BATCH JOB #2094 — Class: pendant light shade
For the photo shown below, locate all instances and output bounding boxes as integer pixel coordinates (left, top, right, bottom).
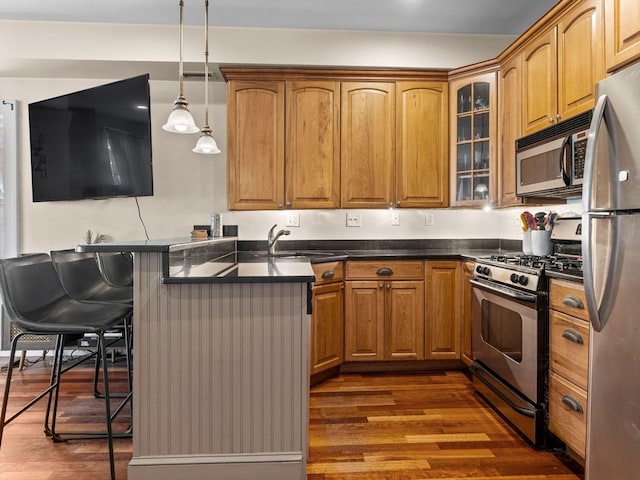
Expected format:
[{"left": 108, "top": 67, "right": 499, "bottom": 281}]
[
  {"left": 193, "top": 0, "right": 221, "bottom": 154},
  {"left": 193, "top": 125, "right": 221, "bottom": 154},
  {"left": 163, "top": 0, "right": 199, "bottom": 134}
]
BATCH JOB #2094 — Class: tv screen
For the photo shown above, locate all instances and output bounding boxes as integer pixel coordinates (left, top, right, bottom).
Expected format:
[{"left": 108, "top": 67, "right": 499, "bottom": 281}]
[{"left": 29, "top": 74, "right": 153, "bottom": 202}]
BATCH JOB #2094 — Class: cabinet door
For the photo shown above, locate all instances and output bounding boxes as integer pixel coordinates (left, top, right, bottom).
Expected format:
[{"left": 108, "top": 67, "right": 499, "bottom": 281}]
[
  {"left": 499, "top": 55, "right": 523, "bottom": 207},
  {"left": 311, "top": 282, "right": 344, "bottom": 374},
  {"left": 341, "top": 82, "right": 395, "bottom": 208},
  {"left": 385, "top": 281, "right": 425, "bottom": 360},
  {"left": 449, "top": 73, "right": 497, "bottom": 207},
  {"left": 344, "top": 281, "right": 385, "bottom": 361},
  {"left": 460, "top": 261, "right": 474, "bottom": 366},
  {"left": 227, "top": 80, "right": 285, "bottom": 210},
  {"left": 604, "top": 0, "right": 640, "bottom": 71},
  {"left": 286, "top": 81, "right": 341, "bottom": 209},
  {"left": 557, "top": 0, "right": 604, "bottom": 121},
  {"left": 396, "top": 82, "right": 448, "bottom": 208},
  {"left": 522, "top": 27, "right": 558, "bottom": 135},
  {"left": 425, "top": 261, "right": 461, "bottom": 360}
]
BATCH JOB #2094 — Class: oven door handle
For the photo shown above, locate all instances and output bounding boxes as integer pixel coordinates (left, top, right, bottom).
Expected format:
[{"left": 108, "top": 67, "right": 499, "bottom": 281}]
[{"left": 470, "top": 278, "right": 538, "bottom": 303}]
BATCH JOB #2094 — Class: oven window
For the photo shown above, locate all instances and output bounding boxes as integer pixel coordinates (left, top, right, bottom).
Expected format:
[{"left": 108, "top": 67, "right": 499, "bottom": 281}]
[{"left": 481, "top": 299, "right": 523, "bottom": 362}]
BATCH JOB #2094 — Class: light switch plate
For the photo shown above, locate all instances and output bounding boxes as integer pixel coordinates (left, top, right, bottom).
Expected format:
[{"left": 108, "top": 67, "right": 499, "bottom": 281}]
[
  {"left": 425, "top": 213, "right": 435, "bottom": 226},
  {"left": 285, "top": 212, "right": 300, "bottom": 227},
  {"left": 391, "top": 211, "right": 400, "bottom": 226},
  {"left": 346, "top": 211, "right": 361, "bottom": 227}
]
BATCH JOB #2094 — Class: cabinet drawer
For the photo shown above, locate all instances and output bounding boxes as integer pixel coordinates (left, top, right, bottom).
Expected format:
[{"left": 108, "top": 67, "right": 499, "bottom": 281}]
[
  {"left": 549, "top": 278, "right": 588, "bottom": 321},
  {"left": 549, "top": 371, "right": 587, "bottom": 458},
  {"left": 550, "top": 310, "right": 589, "bottom": 390},
  {"left": 346, "top": 260, "right": 424, "bottom": 280},
  {"left": 312, "top": 261, "right": 344, "bottom": 285}
]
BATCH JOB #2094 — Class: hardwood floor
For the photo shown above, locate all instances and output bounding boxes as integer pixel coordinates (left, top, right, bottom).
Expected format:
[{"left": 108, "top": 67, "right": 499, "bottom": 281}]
[{"left": 0, "top": 359, "right": 583, "bottom": 479}]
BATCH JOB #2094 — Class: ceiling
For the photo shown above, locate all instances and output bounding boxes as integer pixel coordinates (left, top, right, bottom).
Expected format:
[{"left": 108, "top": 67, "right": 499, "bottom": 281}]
[{"left": 1, "top": 0, "right": 560, "bottom": 36}]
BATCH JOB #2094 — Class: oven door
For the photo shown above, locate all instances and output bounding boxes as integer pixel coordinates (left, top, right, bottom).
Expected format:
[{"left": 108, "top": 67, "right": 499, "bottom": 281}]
[{"left": 470, "top": 277, "right": 543, "bottom": 404}]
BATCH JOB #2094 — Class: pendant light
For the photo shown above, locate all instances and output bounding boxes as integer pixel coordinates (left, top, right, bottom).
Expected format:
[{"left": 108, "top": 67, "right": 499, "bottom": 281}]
[
  {"left": 163, "top": 0, "right": 199, "bottom": 134},
  {"left": 193, "top": 0, "right": 221, "bottom": 154}
]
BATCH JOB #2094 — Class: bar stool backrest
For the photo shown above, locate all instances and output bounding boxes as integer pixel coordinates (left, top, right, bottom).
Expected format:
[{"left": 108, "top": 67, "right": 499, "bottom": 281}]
[
  {"left": 96, "top": 252, "right": 133, "bottom": 287},
  {"left": 0, "top": 253, "right": 67, "bottom": 331}
]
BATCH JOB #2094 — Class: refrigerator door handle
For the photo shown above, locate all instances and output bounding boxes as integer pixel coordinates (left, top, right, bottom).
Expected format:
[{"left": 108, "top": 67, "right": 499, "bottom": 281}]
[
  {"left": 582, "top": 213, "right": 618, "bottom": 332},
  {"left": 582, "top": 94, "right": 608, "bottom": 214}
]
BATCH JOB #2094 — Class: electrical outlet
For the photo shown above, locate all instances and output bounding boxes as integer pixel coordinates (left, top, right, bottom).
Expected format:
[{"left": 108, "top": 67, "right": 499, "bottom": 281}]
[
  {"left": 285, "top": 212, "right": 300, "bottom": 227},
  {"left": 391, "top": 211, "right": 400, "bottom": 226},
  {"left": 425, "top": 213, "right": 435, "bottom": 226},
  {"left": 346, "top": 211, "right": 361, "bottom": 227}
]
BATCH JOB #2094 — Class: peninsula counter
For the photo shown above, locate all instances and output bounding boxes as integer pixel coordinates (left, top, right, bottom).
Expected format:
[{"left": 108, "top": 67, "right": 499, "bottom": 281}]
[{"left": 78, "top": 237, "right": 314, "bottom": 480}]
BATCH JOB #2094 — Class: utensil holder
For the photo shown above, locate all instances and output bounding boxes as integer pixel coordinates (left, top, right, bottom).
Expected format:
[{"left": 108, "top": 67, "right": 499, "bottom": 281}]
[{"left": 531, "top": 230, "right": 552, "bottom": 256}]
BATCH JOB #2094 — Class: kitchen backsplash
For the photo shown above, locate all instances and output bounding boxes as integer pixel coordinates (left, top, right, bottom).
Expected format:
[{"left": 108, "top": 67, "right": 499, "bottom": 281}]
[{"left": 218, "top": 203, "right": 581, "bottom": 242}]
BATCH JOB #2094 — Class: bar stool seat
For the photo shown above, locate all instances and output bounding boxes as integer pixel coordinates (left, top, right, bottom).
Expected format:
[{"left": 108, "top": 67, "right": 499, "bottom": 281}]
[{"left": 0, "top": 253, "right": 132, "bottom": 480}]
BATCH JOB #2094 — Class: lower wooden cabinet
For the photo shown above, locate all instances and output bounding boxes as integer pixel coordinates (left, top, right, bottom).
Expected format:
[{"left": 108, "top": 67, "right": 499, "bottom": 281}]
[
  {"left": 460, "top": 260, "right": 475, "bottom": 365},
  {"left": 425, "top": 261, "right": 462, "bottom": 360},
  {"left": 310, "top": 262, "right": 344, "bottom": 375},
  {"left": 548, "top": 278, "right": 589, "bottom": 459},
  {"left": 344, "top": 261, "right": 424, "bottom": 361}
]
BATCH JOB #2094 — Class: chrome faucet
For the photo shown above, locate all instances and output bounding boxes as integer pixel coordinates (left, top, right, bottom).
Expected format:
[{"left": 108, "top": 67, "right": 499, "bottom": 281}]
[{"left": 267, "top": 224, "right": 291, "bottom": 255}]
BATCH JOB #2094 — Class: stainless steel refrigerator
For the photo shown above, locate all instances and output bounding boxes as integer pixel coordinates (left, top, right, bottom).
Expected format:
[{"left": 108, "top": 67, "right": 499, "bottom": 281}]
[{"left": 583, "top": 61, "right": 640, "bottom": 480}]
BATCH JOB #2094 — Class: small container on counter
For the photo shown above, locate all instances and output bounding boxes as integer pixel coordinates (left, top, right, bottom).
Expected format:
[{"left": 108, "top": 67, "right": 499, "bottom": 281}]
[{"left": 210, "top": 213, "right": 222, "bottom": 237}]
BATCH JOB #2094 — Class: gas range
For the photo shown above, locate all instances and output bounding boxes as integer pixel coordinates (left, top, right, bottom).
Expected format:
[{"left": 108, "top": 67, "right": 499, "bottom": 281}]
[
  {"left": 474, "top": 217, "right": 584, "bottom": 292},
  {"left": 474, "top": 253, "right": 582, "bottom": 292}
]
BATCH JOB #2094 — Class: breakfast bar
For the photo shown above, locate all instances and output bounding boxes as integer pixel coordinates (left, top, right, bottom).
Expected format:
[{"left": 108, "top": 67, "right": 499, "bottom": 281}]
[{"left": 78, "top": 237, "right": 315, "bottom": 480}]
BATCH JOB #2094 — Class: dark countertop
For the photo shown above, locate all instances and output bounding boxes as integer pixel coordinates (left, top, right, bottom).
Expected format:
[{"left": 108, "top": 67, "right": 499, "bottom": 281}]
[{"left": 77, "top": 237, "right": 519, "bottom": 284}]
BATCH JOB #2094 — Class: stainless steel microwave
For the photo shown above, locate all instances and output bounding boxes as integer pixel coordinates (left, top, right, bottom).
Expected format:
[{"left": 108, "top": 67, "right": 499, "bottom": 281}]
[{"left": 515, "top": 110, "right": 592, "bottom": 198}]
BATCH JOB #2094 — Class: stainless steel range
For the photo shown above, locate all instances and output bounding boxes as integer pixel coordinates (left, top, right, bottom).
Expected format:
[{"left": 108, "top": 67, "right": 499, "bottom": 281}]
[{"left": 470, "top": 217, "right": 582, "bottom": 447}]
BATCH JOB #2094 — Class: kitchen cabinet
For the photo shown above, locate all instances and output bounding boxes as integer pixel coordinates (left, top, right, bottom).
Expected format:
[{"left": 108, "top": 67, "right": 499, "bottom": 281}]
[
  {"left": 449, "top": 72, "right": 497, "bottom": 206},
  {"left": 425, "top": 261, "right": 461, "bottom": 360},
  {"left": 396, "top": 81, "right": 449, "bottom": 207},
  {"left": 227, "top": 80, "right": 285, "bottom": 210},
  {"left": 460, "top": 260, "right": 474, "bottom": 366},
  {"left": 227, "top": 79, "right": 340, "bottom": 210},
  {"left": 548, "top": 278, "right": 589, "bottom": 460},
  {"left": 498, "top": 54, "right": 523, "bottom": 207},
  {"left": 604, "top": 0, "right": 640, "bottom": 71},
  {"left": 310, "top": 261, "right": 344, "bottom": 375},
  {"left": 341, "top": 82, "right": 396, "bottom": 208},
  {"left": 522, "top": 0, "right": 603, "bottom": 135},
  {"left": 344, "top": 260, "right": 424, "bottom": 361},
  {"left": 286, "top": 81, "right": 341, "bottom": 209},
  {"left": 225, "top": 69, "right": 449, "bottom": 211}
]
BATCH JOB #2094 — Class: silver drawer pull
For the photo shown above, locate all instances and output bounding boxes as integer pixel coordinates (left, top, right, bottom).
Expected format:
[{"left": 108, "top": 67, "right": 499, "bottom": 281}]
[
  {"left": 562, "top": 295, "right": 584, "bottom": 309},
  {"left": 561, "top": 394, "right": 584, "bottom": 413},
  {"left": 376, "top": 267, "right": 393, "bottom": 276},
  {"left": 321, "top": 270, "right": 335, "bottom": 279},
  {"left": 562, "top": 328, "right": 584, "bottom": 345}
]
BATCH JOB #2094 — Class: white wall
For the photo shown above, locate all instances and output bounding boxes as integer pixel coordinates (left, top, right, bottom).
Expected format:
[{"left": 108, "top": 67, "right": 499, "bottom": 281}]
[{"left": 1, "top": 19, "right": 576, "bottom": 252}]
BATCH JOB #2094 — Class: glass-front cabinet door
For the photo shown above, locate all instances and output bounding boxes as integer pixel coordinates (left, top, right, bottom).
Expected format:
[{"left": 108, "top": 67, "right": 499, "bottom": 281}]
[{"left": 449, "top": 71, "right": 497, "bottom": 207}]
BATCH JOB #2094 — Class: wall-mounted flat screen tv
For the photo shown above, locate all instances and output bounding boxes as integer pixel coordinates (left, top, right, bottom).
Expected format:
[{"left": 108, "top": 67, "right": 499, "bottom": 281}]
[{"left": 29, "top": 74, "right": 153, "bottom": 202}]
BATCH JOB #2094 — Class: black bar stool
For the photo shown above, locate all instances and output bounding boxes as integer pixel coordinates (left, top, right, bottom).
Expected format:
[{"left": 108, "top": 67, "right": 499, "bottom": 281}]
[{"left": 0, "top": 253, "right": 132, "bottom": 480}]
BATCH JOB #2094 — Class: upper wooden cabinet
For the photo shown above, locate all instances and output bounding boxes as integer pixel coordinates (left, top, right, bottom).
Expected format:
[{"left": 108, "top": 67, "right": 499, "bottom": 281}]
[
  {"left": 498, "top": 54, "right": 523, "bottom": 207},
  {"left": 604, "top": 0, "right": 640, "bottom": 71},
  {"left": 227, "top": 80, "right": 285, "bottom": 210},
  {"left": 227, "top": 79, "right": 340, "bottom": 210},
  {"left": 286, "top": 80, "right": 340, "bottom": 209},
  {"left": 396, "top": 82, "right": 449, "bottom": 208},
  {"left": 449, "top": 71, "right": 497, "bottom": 206},
  {"left": 341, "top": 82, "right": 396, "bottom": 208},
  {"left": 224, "top": 68, "right": 449, "bottom": 210},
  {"left": 522, "top": 0, "right": 603, "bottom": 135}
]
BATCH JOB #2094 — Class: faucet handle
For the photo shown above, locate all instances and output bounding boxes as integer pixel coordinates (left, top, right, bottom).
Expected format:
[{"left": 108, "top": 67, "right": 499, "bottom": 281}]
[{"left": 268, "top": 224, "right": 278, "bottom": 237}]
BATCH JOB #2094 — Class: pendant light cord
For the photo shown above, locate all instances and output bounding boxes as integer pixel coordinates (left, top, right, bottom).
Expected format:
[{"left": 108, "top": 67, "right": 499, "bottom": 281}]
[
  {"left": 178, "top": 0, "right": 186, "bottom": 98},
  {"left": 203, "top": 0, "right": 209, "bottom": 128}
]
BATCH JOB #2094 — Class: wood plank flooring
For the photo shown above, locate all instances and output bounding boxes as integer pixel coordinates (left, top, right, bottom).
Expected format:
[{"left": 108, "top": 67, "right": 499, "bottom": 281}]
[{"left": 0, "top": 359, "right": 583, "bottom": 479}]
